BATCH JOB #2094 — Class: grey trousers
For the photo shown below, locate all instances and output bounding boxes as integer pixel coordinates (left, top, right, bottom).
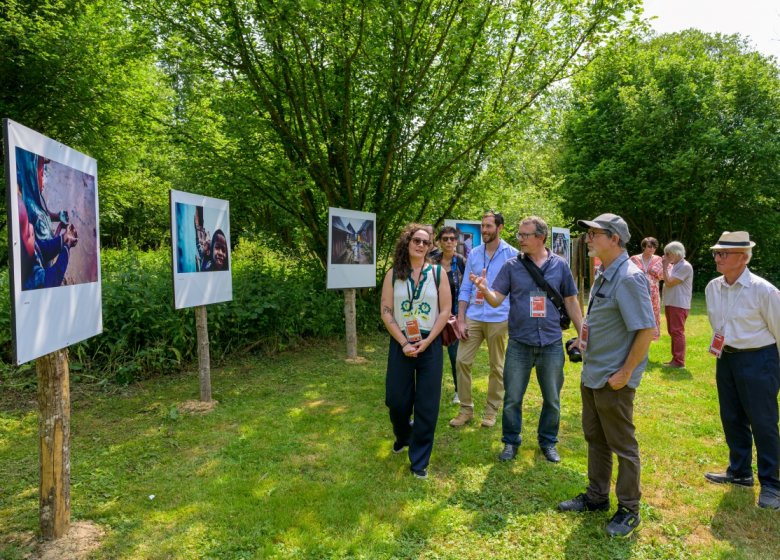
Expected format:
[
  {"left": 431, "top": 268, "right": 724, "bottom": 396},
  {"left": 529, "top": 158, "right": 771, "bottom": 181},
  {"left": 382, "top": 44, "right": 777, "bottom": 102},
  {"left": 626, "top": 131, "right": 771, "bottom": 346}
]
[{"left": 581, "top": 383, "right": 641, "bottom": 513}]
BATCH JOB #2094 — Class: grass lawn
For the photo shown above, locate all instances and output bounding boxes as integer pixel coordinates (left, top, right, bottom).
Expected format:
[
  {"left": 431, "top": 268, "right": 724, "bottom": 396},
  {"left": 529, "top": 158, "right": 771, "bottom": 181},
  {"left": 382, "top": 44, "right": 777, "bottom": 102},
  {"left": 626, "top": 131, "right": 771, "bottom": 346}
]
[{"left": 1, "top": 296, "right": 778, "bottom": 559}]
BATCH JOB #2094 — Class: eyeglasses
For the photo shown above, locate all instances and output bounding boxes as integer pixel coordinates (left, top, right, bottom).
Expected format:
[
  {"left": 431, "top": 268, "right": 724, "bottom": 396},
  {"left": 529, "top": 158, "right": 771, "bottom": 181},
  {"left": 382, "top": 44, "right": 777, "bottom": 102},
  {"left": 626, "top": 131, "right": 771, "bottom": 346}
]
[
  {"left": 440, "top": 235, "right": 457, "bottom": 242},
  {"left": 411, "top": 237, "right": 432, "bottom": 247},
  {"left": 586, "top": 230, "right": 611, "bottom": 240},
  {"left": 712, "top": 250, "right": 739, "bottom": 259},
  {"left": 516, "top": 232, "right": 537, "bottom": 240}
]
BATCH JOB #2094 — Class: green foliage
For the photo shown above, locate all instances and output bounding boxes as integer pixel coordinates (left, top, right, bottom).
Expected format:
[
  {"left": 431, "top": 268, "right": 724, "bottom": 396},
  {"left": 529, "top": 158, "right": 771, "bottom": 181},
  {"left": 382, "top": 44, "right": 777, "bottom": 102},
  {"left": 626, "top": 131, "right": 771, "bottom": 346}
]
[
  {"left": 2, "top": 300, "right": 779, "bottom": 558},
  {"left": 139, "top": 0, "right": 643, "bottom": 266},
  {"left": 0, "top": 0, "right": 178, "bottom": 250},
  {"left": 0, "top": 242, "right": 377, "bottom": 384},
  {"left": 557, "top": 30, "right": 780, "bottom": 285}
]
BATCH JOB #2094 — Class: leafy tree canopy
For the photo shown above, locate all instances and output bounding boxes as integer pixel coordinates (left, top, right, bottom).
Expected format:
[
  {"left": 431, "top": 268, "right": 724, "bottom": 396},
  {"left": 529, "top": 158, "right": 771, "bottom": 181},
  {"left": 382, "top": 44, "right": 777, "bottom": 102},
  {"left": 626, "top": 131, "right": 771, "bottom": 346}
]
[
  {"left": 139, "top": 0, "right": 643, "bottom": 265},
  {"left": 0, "top": 0, "right": 177, "bottom": 248},
  {"left": 557, "top": 30, "right": 780, "bottom": 282}
]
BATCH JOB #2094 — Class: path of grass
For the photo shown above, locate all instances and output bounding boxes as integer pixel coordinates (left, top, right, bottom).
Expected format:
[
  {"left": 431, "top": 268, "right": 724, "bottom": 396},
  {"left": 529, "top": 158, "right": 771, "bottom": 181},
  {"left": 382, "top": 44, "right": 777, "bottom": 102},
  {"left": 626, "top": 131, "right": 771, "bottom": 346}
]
[{"left": 1, "top": 297, "right": 778, "bottom": 559}]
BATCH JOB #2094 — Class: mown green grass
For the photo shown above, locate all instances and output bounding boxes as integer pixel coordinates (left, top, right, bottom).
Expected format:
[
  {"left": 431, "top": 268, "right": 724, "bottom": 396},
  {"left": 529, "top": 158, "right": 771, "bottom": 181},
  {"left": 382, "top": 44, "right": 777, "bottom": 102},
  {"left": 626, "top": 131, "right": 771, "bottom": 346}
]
[{"left": 1, "top": 296, "right": 778, "bottom": 559}]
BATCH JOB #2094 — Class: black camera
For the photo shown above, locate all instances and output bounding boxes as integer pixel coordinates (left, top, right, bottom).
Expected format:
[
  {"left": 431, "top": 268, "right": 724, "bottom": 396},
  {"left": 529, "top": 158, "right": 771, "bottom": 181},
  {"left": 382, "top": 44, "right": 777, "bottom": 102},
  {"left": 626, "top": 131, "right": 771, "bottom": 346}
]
[{"left": 565, "top": 338, "right": 582, "bottom": 363}]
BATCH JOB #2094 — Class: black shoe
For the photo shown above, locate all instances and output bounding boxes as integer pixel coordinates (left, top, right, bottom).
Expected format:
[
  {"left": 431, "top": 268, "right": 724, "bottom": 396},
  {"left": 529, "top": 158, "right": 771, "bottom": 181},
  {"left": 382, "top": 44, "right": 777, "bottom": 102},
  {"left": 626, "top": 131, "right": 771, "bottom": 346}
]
[
  {"left": 606, "top": 505, "right": 641, "bottom": 537},
  {"left": 498, "top": 443, "right": 518, "bottom": 462},
  {"left": 412, "top": 469, "right": 428, "bottom": 480},
  {"left": 558, "top": 492, "right": 609, "bottom": 512},
  {"left": 758, "top": 487, "right": 780, "bottom": 510},
  {"left": 541, "top": 445, "right": 561, "bottom": 463},
  {"left": 392, "top": 441, "right": 408, "bottom": 454},
  {"left": 704, "top": 471, "right": 755, "bottom": 487}
]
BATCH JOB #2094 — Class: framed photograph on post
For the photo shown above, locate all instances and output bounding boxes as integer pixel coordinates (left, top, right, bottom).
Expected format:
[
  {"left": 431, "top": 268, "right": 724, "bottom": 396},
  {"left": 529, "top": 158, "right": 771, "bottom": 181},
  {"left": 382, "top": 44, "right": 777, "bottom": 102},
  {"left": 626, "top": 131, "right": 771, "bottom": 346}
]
[
  {"left": 170, "top": 189, "right": 232, "bottom": 309},
  {"left": 3, "top": 119, "right": 102, "bottom": 364},
  {"left": 327, "top": 207, "right": 376, "bottom": 289},
  {"left": 551, "top": 227, "right": 571, "bottom": 267},
  {"left": 444, "top": 219, "right": 482, "bottom": 260}
]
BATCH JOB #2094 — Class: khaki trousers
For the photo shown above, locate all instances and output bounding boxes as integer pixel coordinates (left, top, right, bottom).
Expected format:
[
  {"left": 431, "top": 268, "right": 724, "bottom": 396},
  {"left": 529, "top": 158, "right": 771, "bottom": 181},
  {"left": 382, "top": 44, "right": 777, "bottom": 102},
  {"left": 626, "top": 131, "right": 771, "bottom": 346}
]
[{"left": 455, "top": 318, "right": 508, "bottom": 416}]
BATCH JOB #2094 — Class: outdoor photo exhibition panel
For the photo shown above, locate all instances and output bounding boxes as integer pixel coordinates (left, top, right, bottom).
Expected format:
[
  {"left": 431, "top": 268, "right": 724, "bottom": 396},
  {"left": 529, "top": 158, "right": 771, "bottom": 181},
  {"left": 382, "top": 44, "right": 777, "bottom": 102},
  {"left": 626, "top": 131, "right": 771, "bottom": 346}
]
[
  {"left": 3, "top": 119, "right": 102, "bottom": 364},
  {"left": 551, "top": 227, "right": 571, "bottom": 267},
  {"left": 327, "top": 207, "right": 377, "bottom": 289},
  {"left": 444, "top": 219, "right": 482, "bottom": 260},
  {"left": 170, "top": 189, "right": 232, "bottom": 309}
]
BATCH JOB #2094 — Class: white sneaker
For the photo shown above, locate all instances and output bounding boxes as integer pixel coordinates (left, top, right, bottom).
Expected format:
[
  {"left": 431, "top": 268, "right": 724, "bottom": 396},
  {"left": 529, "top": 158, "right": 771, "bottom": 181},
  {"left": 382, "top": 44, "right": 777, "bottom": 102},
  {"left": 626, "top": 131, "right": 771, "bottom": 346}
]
[{"left": 452, "top": 393, "right": 460, "bottom": 404}]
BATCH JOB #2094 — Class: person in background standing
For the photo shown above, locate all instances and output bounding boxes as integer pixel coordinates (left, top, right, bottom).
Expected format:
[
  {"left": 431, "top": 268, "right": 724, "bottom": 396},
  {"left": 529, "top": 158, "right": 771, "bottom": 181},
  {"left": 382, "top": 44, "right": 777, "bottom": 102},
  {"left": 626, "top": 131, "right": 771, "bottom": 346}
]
[
  {"left": 630, "top": 237, "right": 663, "bottom": 340},
  {"left": 431, "top": 226, "right": 466, "bottom": 404},
  {"left": 661, "top": 241, "right": 693, "bottom": 368}
]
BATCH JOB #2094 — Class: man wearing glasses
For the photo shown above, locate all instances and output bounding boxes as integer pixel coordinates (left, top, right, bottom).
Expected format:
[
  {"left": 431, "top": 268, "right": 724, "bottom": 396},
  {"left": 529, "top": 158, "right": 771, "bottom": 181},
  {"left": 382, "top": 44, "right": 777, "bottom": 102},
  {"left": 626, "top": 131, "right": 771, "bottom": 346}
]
[
  {"left": 470, "top": 216, "right": 583, "bottom": 463},
  {"left": 449, "top": 210, "right": 518, "bottom": 428},
  {"left": 558, "top": 213, "right": 655, "bottom": 538},
  {"left": 704, "top": 231, "right": 780, "bottom": 511}
]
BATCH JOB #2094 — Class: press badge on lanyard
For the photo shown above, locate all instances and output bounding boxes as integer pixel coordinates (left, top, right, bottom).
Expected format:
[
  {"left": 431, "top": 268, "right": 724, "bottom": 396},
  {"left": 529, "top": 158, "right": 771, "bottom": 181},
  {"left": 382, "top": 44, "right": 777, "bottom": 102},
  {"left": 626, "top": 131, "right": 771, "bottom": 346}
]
[
  {"left": 709, "top": 332, "right": 725, "bottom": 358},
  {"left": 405, "top": 319, "right": 422, "bottom": 343},
  {"left": 531, "top": 291, "right": 546, "bottom": 318},
  {"left": 580, "top": 322, "right": 589, "bottom": 351}
]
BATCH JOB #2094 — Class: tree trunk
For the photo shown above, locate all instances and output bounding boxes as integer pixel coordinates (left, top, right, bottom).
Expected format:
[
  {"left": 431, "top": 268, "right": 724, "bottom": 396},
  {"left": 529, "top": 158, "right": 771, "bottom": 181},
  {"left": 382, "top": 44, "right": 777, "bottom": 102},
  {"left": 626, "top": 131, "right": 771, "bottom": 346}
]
[
  {"left": 344, "top": 288, "right": 358, "bottom": 359},
  {"left": 195, "top": 305, "right": 211, "bottom": 402},
  {"left": 36, "top": 348, "right": 71, "bottom": 540}
]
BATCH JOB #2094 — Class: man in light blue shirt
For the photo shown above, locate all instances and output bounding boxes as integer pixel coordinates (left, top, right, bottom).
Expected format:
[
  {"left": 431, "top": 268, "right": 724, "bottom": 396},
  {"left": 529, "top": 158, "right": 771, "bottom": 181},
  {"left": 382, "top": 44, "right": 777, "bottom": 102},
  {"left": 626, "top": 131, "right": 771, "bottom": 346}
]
[{"left": 449, "top": 211, "right": 518, "bottom": 428}]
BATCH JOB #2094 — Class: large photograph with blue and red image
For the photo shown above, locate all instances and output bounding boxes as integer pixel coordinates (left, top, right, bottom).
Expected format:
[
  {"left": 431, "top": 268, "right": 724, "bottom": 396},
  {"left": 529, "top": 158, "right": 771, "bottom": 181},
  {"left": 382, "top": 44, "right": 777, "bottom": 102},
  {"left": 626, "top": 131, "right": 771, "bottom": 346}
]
[{"left": 16, "top": 146, "right": 99, "bottom": 291}]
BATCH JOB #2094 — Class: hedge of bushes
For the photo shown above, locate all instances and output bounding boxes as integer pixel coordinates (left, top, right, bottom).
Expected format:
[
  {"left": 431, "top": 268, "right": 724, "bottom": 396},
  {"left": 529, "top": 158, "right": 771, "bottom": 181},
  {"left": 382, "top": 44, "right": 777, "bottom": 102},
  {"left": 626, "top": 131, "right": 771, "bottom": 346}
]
[{"left": 0, "top": 241, "right": 378, "bottom": 385}]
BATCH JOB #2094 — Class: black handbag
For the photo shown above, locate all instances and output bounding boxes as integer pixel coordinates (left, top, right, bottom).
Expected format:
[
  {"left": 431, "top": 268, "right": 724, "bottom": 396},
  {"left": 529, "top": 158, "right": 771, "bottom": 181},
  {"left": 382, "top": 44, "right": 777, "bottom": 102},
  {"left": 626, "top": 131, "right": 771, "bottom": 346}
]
[{"left": 519, "top": 255, "right": 571, "bottom": 330}]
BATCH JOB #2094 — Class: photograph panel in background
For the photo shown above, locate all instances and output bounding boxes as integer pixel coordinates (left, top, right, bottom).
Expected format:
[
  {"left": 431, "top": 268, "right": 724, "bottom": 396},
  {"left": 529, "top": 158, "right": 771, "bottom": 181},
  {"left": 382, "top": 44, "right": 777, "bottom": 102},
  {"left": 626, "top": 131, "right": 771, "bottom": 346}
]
[
  {"left": 551, "top": 227, "right": 571, "bottom": 267},
  {"left": 170, "top": 190, "right": 232, "bottom": 309},
  {"left": 327, "top": 207, "right": 376, "bottom": 289},
  {"left": 444, "top": 219, "right": 482, "bottom": 261},
  {"left": 4, "top": 119, "right": 102, "bottom": 364}
]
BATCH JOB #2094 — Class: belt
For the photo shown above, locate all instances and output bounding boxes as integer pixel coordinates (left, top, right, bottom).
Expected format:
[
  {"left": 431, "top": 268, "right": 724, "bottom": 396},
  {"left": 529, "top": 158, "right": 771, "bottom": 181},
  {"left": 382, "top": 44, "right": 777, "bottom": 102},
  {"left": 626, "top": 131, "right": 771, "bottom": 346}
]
[{"left": 722, "top": 344, "right": 776, "bottom": 353}]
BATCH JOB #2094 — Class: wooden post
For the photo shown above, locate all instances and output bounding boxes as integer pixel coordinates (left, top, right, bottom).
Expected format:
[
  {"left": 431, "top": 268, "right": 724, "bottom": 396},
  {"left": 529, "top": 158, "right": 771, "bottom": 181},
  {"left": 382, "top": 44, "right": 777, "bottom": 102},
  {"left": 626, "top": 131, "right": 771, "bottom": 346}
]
[
  {"left": 36, "top": 348, "right": 71, "bottom": 539},
  {"left": 344, "top": 288, "right": 358, "bottom": 359},
  {"left": 195, "top": 305, "right": 212, "bottom": 402}
]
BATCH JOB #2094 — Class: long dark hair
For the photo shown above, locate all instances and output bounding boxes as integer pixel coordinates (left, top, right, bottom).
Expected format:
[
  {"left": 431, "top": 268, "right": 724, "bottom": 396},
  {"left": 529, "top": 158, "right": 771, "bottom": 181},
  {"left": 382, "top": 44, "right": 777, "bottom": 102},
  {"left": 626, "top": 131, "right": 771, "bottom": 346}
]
[{"left": 392, "top": 223, "right": 428, "bottom": 281}]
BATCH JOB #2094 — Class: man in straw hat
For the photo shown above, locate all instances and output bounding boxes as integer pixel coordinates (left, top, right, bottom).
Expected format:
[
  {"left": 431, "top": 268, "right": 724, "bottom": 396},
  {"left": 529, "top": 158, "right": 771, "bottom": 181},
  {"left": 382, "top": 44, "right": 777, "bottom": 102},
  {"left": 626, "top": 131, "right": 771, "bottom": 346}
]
[
  {"left": 704, "top": 231, "right": 780, "bottom": 510},
  {"left": 557, "top": 213, "right": 655, "bottom": 537}
]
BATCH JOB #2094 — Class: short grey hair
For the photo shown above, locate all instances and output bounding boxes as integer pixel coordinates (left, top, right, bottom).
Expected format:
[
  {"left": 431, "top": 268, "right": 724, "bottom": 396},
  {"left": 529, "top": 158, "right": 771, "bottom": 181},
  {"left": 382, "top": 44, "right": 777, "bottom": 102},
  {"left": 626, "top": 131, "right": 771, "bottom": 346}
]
[
  {"left": 664, "top": 241, "right": 686, "bottom": 258},
  {"left": 519, "top": 216, "right": 548, "bottom": 242}
]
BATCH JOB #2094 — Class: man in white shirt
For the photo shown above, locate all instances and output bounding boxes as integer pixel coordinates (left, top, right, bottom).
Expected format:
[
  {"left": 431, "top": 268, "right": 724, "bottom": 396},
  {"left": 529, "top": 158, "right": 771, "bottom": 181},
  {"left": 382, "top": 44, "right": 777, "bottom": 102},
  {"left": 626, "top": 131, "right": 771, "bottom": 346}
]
[{"left": 704, "top": 231, "right": 780, "bottom": 510}]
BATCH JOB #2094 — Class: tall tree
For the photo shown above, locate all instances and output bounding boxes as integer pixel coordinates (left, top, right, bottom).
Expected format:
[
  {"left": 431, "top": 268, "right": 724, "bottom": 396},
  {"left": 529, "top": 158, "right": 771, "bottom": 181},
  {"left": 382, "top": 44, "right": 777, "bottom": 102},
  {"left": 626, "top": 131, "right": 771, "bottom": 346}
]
[
  {"left": 557, "top": 30, "right": 780, "bottom": 281},
  {"left": 142, "top": 0, "right": 642, "bottom": 265}
]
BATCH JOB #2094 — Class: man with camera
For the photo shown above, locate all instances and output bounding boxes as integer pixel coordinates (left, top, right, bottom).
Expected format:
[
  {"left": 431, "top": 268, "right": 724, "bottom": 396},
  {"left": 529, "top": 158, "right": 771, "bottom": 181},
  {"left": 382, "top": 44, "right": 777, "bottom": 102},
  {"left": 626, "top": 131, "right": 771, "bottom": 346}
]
[
  {"left": 557, "top": 213, "right": 655, "bottom": 538},
  {"left": 470, "top": 216, "right": 583, "bottom": 463}
]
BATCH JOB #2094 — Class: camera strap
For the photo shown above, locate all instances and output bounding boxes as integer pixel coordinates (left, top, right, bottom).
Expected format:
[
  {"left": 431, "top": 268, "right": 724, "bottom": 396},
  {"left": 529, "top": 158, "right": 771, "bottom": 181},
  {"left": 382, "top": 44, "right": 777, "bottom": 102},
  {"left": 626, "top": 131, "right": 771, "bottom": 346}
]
[{"left": 519, "top": 254, "right": 566, "bottom": 313}]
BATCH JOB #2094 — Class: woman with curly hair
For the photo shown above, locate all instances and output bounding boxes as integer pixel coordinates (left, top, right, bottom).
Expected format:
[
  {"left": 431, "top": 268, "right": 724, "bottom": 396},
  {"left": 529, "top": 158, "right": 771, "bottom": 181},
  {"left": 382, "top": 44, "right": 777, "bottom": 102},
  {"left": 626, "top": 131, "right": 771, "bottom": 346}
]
[{"left": 381, "top": 223, "right": 451, "bottom": 479}]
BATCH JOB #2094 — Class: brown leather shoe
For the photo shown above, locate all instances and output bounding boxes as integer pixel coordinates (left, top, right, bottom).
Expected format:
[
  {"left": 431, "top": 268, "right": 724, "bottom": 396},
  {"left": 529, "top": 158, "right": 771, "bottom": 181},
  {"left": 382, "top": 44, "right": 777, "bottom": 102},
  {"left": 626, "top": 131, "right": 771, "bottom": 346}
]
[
  {"left": 481, "top": 414, "right": 497, "bottom": 428},
  {"left": 449, "top": 411, "right": 473, "bottom": 427}
]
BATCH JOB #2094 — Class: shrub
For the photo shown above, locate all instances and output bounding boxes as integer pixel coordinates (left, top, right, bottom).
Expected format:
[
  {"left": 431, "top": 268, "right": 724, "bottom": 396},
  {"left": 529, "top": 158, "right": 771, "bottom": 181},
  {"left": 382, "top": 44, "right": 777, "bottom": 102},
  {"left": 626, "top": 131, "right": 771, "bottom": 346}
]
[{"left": 0, "top": 241, "right": 378, "bottom": 384}]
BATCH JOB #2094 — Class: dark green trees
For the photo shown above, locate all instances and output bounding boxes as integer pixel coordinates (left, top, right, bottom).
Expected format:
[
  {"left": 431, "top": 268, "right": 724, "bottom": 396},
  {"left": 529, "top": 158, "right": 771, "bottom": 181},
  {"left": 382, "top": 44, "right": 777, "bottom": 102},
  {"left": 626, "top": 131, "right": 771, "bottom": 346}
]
[{"left": 558, "top": 30, "right": 780, "bottom": 280}]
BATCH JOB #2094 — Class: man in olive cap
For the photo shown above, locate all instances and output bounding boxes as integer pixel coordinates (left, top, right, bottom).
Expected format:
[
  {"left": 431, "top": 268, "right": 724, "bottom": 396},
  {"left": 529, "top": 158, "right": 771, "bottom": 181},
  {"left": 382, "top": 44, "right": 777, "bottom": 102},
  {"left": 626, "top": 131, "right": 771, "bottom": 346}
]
[
  {"left": 704, "top": 231, "right": 780, "bottom": 510},
  {"left": 558, "top": 213, "right": 655, "bottom": 538}
]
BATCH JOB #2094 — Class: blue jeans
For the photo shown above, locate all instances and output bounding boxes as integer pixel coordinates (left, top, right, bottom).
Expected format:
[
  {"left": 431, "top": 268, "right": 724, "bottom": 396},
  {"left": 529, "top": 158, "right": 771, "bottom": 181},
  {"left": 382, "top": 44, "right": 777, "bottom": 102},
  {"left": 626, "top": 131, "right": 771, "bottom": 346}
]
[{"left": 501, "top": 339, "right": 565, "bottom": 448}]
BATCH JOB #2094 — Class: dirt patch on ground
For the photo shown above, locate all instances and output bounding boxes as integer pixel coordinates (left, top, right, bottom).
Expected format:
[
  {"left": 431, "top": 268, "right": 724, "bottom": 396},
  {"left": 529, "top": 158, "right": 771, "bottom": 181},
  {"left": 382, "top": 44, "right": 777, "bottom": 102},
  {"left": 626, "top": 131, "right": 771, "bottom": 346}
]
[
  {"left": 345, "top": 356, "right": 368, "bottom": 364},
  {"left": 25, "top": 521, "right": 106, "bottom": 560},
  {"left": 178, "top": 399, "right": 218, "bottom": 414}
]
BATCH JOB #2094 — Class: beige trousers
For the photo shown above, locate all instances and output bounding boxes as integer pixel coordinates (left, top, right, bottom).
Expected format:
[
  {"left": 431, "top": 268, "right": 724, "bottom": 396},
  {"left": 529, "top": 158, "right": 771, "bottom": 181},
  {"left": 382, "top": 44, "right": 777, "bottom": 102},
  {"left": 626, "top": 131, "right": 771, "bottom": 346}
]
[{"left": 455, "top": 318, "right": 508, "bottom": 416}]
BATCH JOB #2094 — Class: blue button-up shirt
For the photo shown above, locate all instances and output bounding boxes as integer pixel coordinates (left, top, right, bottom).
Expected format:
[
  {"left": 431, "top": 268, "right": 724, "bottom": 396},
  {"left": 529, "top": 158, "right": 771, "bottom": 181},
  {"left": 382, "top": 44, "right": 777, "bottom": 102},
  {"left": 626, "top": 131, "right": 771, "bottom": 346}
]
[{"left": 458, "top": 239, "right": 518, "bottom": 323}]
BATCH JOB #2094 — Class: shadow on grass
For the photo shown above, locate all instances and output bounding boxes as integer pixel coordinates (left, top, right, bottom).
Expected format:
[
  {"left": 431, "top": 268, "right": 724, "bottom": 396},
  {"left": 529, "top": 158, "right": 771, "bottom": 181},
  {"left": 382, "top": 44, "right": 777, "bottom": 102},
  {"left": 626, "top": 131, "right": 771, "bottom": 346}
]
[{"left": 710, "top": 484, "right": 779, "bottom": 559}]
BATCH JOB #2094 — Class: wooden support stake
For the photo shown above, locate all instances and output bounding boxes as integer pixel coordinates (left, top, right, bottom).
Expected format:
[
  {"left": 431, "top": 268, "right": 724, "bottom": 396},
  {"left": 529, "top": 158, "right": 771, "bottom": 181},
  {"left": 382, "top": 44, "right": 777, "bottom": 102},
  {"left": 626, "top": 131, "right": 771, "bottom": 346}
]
[
  {"left": 195, "top": 305, "right": 212, "bottom": 402},
  {"left": 344, "top": 288, "right": 358, "bottom": 359},
  {"left": 36, "top": 348, "right": 71, "bottom": 540}
]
